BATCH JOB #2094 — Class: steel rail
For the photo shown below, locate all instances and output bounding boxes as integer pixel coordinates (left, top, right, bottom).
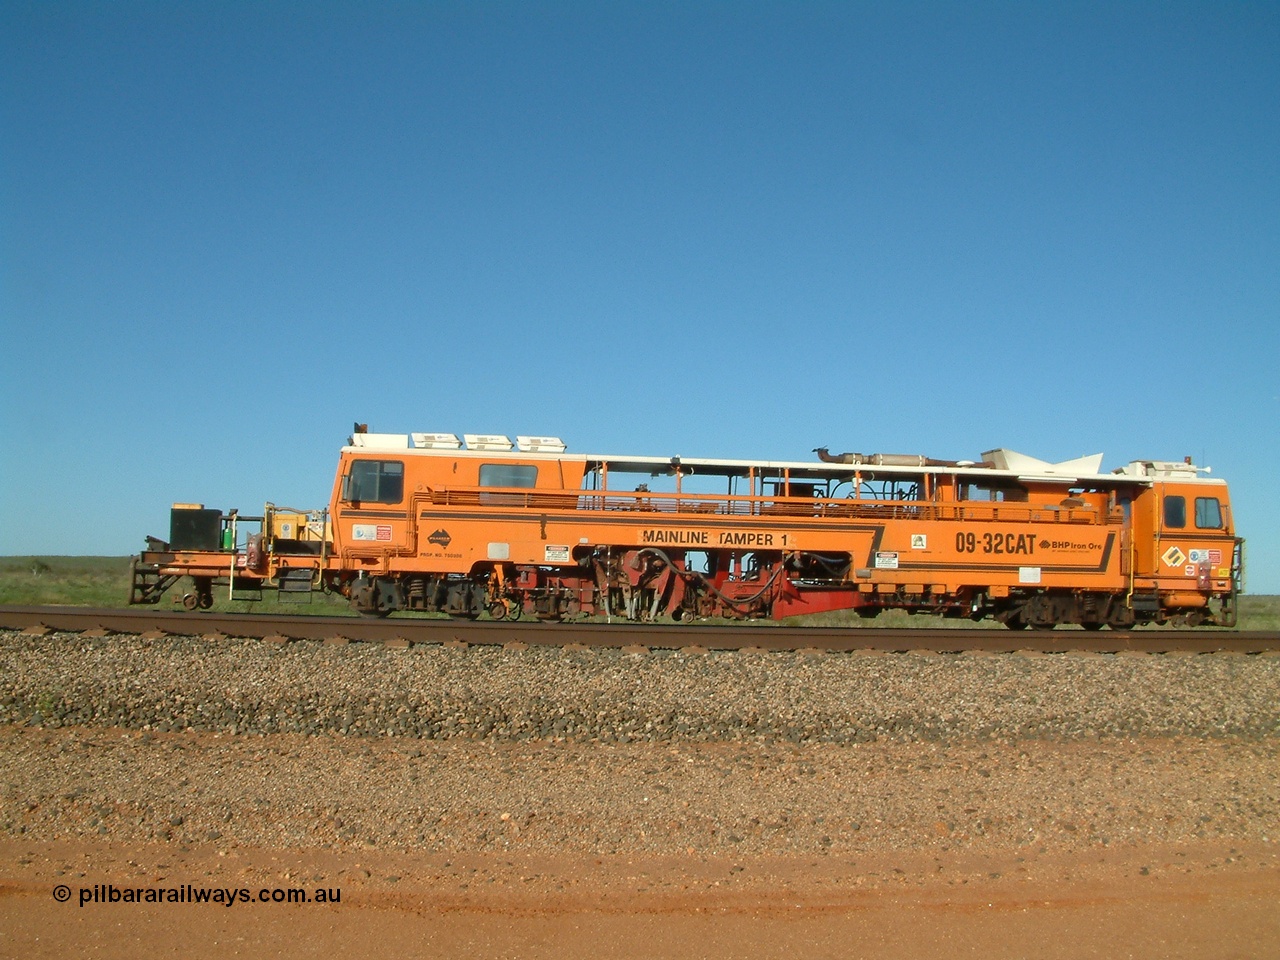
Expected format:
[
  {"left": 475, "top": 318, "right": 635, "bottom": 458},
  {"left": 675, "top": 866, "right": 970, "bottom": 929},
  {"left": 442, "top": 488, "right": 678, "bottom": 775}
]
[{"left": 0, "top": 605, "right": 1275, "bottom": 654}]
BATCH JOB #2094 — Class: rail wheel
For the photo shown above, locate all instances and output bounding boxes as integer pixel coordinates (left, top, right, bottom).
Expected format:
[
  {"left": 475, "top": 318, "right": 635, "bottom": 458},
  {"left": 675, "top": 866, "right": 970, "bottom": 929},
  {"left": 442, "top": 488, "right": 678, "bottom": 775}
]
[{"left": 183, "top": 577, "right": 216, "bottom": 612}]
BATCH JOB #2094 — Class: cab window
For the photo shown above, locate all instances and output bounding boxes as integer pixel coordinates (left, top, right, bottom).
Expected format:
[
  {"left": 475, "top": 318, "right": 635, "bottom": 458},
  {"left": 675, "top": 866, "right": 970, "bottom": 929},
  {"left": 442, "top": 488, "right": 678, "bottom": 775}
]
[
  {"left": 344, "top": 460, "right": 404, "bottom": 504},
  {"left": 1195, "top": 497, "right": 1222, "bottom": 529},
  {"left": 1163, "top": 495, "right": 1186, "bottom": 529}
]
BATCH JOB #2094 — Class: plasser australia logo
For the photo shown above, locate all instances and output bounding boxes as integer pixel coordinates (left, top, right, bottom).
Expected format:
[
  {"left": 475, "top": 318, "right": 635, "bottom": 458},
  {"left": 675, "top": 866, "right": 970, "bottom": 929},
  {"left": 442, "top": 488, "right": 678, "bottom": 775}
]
[{"left": 428, "top": 529, "right": 452, "bottom": 548}]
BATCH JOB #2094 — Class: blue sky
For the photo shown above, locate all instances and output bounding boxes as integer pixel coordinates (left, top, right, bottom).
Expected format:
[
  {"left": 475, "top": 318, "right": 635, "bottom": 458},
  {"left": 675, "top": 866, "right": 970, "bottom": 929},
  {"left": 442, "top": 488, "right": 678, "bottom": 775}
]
[{"left": 3, "top": 2, "right": 1278, "bottom": 592}]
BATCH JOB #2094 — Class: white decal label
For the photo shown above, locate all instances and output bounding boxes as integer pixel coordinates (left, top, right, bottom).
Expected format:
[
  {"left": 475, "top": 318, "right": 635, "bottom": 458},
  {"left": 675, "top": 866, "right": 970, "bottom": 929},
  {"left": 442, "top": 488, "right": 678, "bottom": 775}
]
[
  {"left": 910, "top": 534, "right": 927, "bottom": 549},
  {"left": 1019, "top": 566, "right": 1042, "bottom": 584},
  {"left": 352, "top": 524, "right": 392, "bottom": 542},
  {"left": 544, "top": 544, "right": 571, "bottom": 563},
  {"left": 874, "top": 552, "right": 899, "bottom": 569}
]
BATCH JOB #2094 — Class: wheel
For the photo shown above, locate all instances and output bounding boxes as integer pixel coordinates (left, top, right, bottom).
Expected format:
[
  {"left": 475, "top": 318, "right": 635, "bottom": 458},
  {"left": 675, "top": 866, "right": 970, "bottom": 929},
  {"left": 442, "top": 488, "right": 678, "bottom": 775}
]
[
  {"left": 487, "top": 601, "right": 509, "bottom": 620},
  {"left": 181, "top": 593, "right": 199, "bottom": 611},
  {"left": 1082, "top": 622, "right": 1104, "bottom": 631}
]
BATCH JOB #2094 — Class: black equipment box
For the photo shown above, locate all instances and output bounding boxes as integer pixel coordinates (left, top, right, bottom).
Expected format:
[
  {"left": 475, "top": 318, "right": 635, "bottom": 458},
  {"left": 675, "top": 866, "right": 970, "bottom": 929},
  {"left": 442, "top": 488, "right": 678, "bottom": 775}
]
[{"left": 170, "top": 508, "right": 222, "bottom": 552}]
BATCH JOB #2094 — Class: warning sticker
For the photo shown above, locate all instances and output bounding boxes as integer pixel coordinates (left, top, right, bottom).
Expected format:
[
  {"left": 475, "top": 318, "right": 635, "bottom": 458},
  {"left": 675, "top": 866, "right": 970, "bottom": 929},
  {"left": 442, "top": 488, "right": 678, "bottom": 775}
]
[
  {"left": 874, "top": 552, "right": 899, "bottom": 569},
  {"left": 352, "top": 524, "right": 393, "bottom": 542},
  {"left": 1161, "top": 546, "right": 1186, "bottom": 568},
  {"left": 544, "top": 544, "right": 571, "bottom": 563},
  {"left": 910, "top": 534, "right": 927, "bottom": 549}
]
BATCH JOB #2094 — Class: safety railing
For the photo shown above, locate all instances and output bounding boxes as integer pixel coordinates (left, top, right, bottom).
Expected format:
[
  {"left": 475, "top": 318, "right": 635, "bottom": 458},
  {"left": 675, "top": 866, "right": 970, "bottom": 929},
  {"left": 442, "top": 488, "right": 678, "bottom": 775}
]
[{"left": 425, "top": 487, "right": 1121, "bottom": 526}]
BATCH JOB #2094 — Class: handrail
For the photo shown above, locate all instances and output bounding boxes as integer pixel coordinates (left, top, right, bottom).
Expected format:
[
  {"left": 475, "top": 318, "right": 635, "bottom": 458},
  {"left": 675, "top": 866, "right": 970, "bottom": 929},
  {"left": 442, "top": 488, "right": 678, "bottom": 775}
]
[{"left": 424, "top": 486, "right": 1121, "bottom": 526}]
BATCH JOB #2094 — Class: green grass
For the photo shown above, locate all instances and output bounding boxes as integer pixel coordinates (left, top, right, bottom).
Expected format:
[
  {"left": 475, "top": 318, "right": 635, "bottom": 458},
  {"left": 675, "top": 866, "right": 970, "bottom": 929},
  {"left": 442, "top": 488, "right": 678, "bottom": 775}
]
[
  {"left": 1, "top": 556, "right": 1276, "bottom": 629},
  {"left": 1235, "top": 594, "right": 1280, "bottom": 631},
  {"left": 0, "top": 556, "right": 133, "bottom": 608},
  {"left": 0, "top": 556, "right": 352, "bottom": 616}
]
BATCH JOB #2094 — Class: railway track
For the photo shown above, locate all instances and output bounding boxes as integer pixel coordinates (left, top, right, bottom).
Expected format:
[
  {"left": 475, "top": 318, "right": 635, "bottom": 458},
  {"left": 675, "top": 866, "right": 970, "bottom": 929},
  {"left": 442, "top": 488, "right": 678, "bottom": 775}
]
[{"left": 1, "top": 605, "right": 1275, "bottom": 654}]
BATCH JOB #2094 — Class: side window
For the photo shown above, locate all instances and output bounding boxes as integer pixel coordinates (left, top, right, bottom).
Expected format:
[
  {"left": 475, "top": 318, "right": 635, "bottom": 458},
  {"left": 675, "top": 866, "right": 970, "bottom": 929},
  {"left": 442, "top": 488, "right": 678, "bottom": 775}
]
[
  {"left": 1195, "top": 497, "right": 1222, "bottom": 529},
  {"left": 479, "top": 463, "right": 538, "bottom": 505},
  {"left": 965, "top": 482, "right": 1028, "bottom": 503},
  {"left": 1163, "top": 494, "right": 1186, "bottom": 529},
  {"left": 345, "top": 460, "right": 404, "bottom": 504},
  {"left": 479, "top": 464, "right": 538, "bottom": 488}
]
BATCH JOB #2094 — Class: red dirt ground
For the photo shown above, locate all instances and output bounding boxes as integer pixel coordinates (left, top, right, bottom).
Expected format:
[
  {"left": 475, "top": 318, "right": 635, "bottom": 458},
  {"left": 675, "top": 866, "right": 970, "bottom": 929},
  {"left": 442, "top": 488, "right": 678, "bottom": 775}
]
[{"left": 3, "top": 838, "right": 1276, "bottom": 959}]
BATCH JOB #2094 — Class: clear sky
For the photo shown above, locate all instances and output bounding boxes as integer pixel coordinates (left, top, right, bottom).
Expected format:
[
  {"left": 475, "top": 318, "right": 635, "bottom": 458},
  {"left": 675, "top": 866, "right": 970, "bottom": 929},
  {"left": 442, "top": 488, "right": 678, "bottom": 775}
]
[{"left": 2, "top": 2, "right": 1277, "bottom": 592}]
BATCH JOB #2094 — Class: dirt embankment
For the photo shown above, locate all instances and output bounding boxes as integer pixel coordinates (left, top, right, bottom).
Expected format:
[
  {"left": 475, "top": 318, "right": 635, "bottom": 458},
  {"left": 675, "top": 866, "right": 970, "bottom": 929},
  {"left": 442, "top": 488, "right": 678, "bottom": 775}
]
[{"left": 2, "top": 631, "right": 1278, "bottom": 958}]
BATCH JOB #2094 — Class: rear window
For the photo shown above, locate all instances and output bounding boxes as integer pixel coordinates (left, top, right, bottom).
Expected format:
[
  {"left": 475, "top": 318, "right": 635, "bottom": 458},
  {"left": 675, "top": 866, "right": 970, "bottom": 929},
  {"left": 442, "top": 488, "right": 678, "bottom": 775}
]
[{"left": 1163, "top": 495, "right": 1186, "bottom": 529}]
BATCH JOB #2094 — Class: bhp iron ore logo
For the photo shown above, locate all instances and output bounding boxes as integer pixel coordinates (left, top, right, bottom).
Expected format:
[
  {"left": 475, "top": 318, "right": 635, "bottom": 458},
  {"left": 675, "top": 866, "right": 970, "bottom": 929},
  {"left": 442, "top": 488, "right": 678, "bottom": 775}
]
[{"left": 428, "top": 529, "right": 451, "bottom": 548}]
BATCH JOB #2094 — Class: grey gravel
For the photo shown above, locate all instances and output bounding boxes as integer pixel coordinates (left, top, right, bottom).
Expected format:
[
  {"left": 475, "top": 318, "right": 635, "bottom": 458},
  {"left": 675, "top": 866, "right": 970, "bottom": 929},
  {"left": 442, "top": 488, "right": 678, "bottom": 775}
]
[
  {"left": 2, "top": 629, "right": 1278, "bottom": 858},
  {"left": 2, "top": 631, "right": 1278, "bottom": 743}
]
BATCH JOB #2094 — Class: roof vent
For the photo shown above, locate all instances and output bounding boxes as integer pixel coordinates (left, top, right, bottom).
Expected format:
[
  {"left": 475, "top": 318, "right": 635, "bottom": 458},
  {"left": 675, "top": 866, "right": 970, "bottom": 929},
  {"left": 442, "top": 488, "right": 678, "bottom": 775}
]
[
  {"left": 516, "top": 436, "right": 567, "bottom": 453},
  {"left": 1116, "top": 459, "right": 1202, "bottom": 479},
  {"left": 464, "top": 434, "right": 514, "bottom": 451},
  {"left": 350, "top": 433, "right": 409, "bottom": 449},
  {"left": 411, "top": 432, "right": 463, "bottom": 450}
]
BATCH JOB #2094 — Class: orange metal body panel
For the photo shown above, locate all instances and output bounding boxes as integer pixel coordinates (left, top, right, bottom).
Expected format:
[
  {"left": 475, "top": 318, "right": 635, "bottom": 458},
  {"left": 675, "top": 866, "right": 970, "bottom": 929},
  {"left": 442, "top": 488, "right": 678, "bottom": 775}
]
[
  {"left": 133, "top": 437, "right": 1242, "bottom": 627},
  {"left": 326, "top": 449, "right": 1137, "bottom": 597},
  {"left": 329, "top": 449, "right": 590, "bottom": 575},
  {"left": 1127, "top": 481, "right": 1238, "bottom": 602}
]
